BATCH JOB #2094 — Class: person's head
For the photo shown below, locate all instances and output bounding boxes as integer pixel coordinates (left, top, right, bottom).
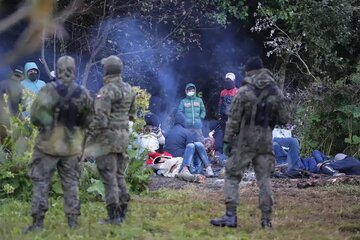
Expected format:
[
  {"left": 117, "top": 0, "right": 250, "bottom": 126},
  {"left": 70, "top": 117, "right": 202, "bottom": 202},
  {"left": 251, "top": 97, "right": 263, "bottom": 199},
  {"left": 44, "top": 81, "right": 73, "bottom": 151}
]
[
  {"left": 224, "top": 72, "right": 236, "bottom": 90},
  {"left": 334, "top": 153, "right": 347, "bottom": 161},
  {"left": 174, "top": 112, "right": 186, "bottom": 127},
  {"left": 24, "top": 62, "right": 40, "bottom": 82},
  {"left": 144, "top": 112, "right": 160, "bottom": 127},
  {"left": 245, "top": 56, "right": 264, "bottom": 72},
  {"left": 185, "top": 83, "right": 196, "bottom": 97},
  {"left": 101, "top": 55, "right": 123, "bottom": 76},
  {"left": 57, "top": 56, "right": 75, "bottom": 86},
  {"left": 11, "top": 66, "right": 24, "bottom": 81}
]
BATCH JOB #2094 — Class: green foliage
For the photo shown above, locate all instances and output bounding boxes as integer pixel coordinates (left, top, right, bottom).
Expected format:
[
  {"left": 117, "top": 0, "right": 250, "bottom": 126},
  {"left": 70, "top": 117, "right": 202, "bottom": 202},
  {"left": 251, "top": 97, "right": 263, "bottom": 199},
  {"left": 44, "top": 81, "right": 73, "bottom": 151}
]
[
  {"left": 295, "top": 84, "right": 360, "bottom": 157},
  {"left": 0, "top": 87, "right": 153, "bottom": 201}
]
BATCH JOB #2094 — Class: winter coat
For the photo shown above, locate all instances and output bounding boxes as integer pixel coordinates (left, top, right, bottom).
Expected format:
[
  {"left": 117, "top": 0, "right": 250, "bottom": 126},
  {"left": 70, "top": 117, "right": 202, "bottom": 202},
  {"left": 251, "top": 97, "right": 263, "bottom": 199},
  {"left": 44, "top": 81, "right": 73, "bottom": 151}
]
[
  {"left": 164, "top": 112, "right": 194, "bottom": 157},
  {"left": 21, "top": 62, "right": 46, "bottom": 94},
  {"left": 178, "top": 83, "right": 206, "bottom": 129},
  {"left": 219, "top": 88, "right": 238, "bottom": 119},
  {"left": 138, "top": 125, "right": 165, "bottom": 152},
  {"left": 327, "top": 157, "right": 360, "bottom": 175}
]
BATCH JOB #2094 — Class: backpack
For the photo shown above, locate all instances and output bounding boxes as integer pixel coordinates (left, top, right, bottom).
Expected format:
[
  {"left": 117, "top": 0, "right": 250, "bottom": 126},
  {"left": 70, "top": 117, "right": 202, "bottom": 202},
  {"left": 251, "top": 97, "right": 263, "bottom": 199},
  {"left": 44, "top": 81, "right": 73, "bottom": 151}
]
[
  {"left": 249, "top": 83, "right": 280, "bottom": 128},
  {"left": 51, "top": 81, "right": 83, "bottom": 130}
]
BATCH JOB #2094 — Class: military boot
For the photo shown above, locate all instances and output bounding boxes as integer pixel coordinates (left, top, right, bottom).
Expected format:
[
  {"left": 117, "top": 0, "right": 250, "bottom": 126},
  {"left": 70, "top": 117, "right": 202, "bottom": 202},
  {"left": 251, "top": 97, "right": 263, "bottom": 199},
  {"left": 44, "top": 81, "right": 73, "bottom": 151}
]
[
  {"left": 261, "top": 210, "right": 272, "bottom": 229},
  {"left": 68, "top": 214, "right": 78, "bottom": 228},
  {"left": 98, "top": 204, "right": 122, "bottom": 225},
  {"left": 120, "top": 203, "right": 128, "bottom": 220},
  {"left": 22, "top": 214, "right": 44, "bottom": 234},
  {"left": 210, "top": 209, "right": 237, "bottom": 228},
  {"left": 261, "top": 219, "right": 272, "bottom": 229}
]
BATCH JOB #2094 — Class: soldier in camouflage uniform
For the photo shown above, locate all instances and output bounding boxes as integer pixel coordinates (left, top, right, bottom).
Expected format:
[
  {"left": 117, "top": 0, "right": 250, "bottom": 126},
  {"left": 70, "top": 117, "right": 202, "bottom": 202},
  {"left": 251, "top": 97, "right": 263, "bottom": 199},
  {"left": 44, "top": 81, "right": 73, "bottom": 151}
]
[
  {"left": 85, "top": 55, "right": 136, "bottom": 225},
  {"left": 24, "top": 56, "right": 92, "bottom": 233},
  {"left": 210, "top": 57, "right": 290, "bottom": 229}
]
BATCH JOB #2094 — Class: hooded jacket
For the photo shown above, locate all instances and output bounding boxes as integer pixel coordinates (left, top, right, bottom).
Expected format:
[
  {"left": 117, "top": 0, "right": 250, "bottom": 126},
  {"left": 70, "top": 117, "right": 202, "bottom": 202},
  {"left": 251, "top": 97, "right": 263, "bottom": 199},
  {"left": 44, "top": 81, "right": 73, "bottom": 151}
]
[
  {"left": 31, "top": 56, "right": 92, "bottom": 156},
  {"left": 224, "top": 68, "right": 290, "bottom": 154},
  {"left": 21, "top": 62, "right": 46, "bottom": 94},
  {"left": 164, "top": 112, "right": 195, "bottom": 157},
  {"left": 178, "top": 83, "right": 206, "bottom": 129}
]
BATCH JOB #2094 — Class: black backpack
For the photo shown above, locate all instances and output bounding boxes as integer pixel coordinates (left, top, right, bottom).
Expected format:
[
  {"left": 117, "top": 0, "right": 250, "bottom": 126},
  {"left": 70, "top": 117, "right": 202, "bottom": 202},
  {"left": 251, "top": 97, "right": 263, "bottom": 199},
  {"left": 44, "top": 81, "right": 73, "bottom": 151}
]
[
  {"left": 249, "top": 83, "right": 279, "bottom": 128},
  {"left": 51, "top": 81, "right": 83, "bottom": 130}
]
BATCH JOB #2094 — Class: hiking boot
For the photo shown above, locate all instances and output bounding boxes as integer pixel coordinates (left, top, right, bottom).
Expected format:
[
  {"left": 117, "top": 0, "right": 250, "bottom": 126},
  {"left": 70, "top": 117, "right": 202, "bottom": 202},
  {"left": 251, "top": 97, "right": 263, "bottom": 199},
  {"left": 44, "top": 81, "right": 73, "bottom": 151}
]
[
  {"left": 210, "top": 211, "right": 237, "bottom": 228},
  {"left": 98, "top": 204, "right": 123, "bottom": 225},
  {"left": 23, "top": 215, "right": 44, "bottom": 234},
  {"left": 68, "top": 214, "right": 78, "bottom": 228},
  {"left": 261, "top": 219, "right": 272, "bottom": 229},
  {"left": 205, "top": 165, "right": 214, "bottom": 177}
]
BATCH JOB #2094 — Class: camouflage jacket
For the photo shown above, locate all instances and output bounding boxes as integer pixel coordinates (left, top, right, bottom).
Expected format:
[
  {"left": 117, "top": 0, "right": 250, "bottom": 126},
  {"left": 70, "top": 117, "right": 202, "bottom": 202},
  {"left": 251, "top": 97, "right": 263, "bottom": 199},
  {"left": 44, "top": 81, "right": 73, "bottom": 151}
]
[
  {"left": 85, "top": 75, "right": 136, "bottom": 157},
  {"left": 31, "top": 82, "right": 92, "bottom": 156},
  {"left": 224, "top": 68, "right": 290, "bottom": 154}
]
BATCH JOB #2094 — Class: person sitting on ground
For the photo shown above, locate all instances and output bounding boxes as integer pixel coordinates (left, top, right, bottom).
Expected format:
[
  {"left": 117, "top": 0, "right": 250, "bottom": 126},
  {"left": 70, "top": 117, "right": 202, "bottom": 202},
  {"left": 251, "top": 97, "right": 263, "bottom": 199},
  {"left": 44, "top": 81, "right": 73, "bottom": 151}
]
[
  {"left": 164, "top": 112, "right": 214, "bottom": 177},
  {"left": 272, "top": 125, "right": 303, "bottom": 172},
  {"left": 138, "top": 113, "right": 165, "bottom": 153}
]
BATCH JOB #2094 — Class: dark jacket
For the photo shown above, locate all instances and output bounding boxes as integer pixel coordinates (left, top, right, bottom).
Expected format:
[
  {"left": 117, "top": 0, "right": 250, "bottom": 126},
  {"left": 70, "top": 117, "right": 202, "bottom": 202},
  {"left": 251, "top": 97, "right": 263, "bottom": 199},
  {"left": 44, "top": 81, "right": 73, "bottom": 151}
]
[
  {"left": 328, "top": 157, "right": 360, "bottom": 175},
  {"left": 164, "top": 113, "right": 194, "bottom": 157}
]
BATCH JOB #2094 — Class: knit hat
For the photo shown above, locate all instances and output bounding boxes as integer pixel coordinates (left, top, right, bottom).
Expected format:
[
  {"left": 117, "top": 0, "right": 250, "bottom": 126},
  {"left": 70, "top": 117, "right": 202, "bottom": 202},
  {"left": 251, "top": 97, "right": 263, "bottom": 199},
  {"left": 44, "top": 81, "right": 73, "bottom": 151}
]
[
  {"left": 13, "top": 66, "right": 24, "bottom": 76},
  {"left": 225, "top": 72, "right": 236, "bottom": 81},
  {"left": 245, "top": 56, "right": 264, "bottom": 72},
  {"left": 334, "top": 153, "right": 347, "bottom": 161},
  {"left": 101, "top": 55, "right": 123, "bottom": 76}
]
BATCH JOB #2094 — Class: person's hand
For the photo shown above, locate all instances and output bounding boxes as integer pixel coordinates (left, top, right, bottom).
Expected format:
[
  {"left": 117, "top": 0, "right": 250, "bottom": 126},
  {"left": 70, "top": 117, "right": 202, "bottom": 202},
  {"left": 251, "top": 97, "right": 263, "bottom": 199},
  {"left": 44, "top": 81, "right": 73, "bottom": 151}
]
[{"left": 223, "top": 142, "right": 232, "bottom": 156}]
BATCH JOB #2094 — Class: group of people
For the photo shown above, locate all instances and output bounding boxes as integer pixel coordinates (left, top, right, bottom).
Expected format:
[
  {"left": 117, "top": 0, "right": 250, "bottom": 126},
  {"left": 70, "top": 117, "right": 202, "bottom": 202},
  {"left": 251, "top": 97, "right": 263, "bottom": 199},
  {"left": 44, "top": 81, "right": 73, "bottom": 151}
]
[
  {"left": 1, "top": 52, "right": 357, "bottom": 234},
  {"left": 1, "top": 55, "right": 135, "bottom": 232}
]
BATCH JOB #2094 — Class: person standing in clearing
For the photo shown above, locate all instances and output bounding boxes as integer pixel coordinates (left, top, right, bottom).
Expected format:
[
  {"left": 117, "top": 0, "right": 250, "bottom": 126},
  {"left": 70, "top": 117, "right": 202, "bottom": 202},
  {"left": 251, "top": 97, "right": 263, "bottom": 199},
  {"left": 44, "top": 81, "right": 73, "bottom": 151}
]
[{"left": 210, "top": 56, "right": 290, "bottom": 229}]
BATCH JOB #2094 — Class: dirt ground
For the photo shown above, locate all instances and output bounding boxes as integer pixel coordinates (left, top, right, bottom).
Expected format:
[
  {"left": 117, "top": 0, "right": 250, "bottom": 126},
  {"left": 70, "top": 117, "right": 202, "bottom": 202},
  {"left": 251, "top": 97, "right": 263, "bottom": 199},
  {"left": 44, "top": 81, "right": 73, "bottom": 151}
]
[{"left": 148, "top": 173, "right": 360, "bottom": 239}]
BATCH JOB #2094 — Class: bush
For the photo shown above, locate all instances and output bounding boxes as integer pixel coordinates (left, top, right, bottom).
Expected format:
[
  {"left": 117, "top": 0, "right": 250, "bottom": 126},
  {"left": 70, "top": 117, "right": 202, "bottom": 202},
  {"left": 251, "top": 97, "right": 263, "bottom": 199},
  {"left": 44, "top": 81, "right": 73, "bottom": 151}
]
[
  {"left": 295, "top": 83, "right": 360, "bottom": 157},
  {"left": 0, "top": 86, "right": 153, "bottom": 201}
]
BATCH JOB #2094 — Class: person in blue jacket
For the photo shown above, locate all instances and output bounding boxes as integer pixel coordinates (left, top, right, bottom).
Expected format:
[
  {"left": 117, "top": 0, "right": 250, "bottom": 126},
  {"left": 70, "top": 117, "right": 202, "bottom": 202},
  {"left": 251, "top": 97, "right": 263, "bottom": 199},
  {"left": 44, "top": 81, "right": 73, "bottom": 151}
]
[
  {"left": 21, "top": 62, "right": 46, "bottom": 118},
  {"left": 165, "top": 112, "right": 214, "bottom": 177},
  {"left": 21, "top": 62, "right": 46, "bottom": 94}
]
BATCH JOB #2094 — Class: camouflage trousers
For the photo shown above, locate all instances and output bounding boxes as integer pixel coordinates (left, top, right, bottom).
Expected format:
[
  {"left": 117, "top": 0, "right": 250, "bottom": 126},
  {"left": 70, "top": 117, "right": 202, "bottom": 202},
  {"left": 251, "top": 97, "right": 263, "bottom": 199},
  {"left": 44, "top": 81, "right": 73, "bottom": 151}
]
[
  {"left": 225, "top": 151, "right": 275, "bottom": 219},
  {"left": 29, "top": 148, "right": 81, "bottom": 216},
  {"left": 96, "top": 153, "right": 130, "bottom": 208}
]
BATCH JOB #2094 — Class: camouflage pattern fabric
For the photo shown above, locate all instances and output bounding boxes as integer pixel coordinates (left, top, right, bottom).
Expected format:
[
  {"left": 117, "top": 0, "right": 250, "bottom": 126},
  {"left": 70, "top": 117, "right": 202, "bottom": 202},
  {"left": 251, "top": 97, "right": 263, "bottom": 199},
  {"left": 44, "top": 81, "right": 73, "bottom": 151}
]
[
  {"left": 223, "top": 68, "right": 290, "bottom": 220},
  {"left": 85, "top": 74, "right": 136, "bottom": 157},
  {"left": 96, "top": 153, "right": 130, "bottom": 207},
  {"left": 30, "top": 56, "right": 92, "bottom": 157},
  {"left": 29, "top": 148, "right": 81, "bottom": 216},
  {"left": 86, "top": 55, "right": 135, "bottom": 213}
]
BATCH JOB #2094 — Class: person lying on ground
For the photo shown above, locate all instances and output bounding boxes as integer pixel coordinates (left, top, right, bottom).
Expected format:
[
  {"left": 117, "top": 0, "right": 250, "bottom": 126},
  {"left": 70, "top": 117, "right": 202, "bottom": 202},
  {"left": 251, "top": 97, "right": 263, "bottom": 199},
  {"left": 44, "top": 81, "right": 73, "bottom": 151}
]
[
  {"left": 312, "top": 151, "right": 360, "bottom": 176},
  {"left": 145, "top": 151, "right": 205, "bottom": 183},
  {"left": 164, "top": 112, "right": 214, "bottom": 177}
]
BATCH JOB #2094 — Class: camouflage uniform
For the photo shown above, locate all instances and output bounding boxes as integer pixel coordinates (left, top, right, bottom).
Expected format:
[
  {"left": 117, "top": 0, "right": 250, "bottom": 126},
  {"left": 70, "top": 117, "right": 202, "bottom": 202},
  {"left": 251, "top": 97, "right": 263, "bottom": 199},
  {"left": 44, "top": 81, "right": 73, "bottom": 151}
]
[
  {"left": 85, "top": 55, "right": 136, "bottom": 224},
  {"left": 25, "top": 56, "right": 92, "bottom": 233},
  {"left": 211, "top": 66, "right": 290, "bottom": 228}
]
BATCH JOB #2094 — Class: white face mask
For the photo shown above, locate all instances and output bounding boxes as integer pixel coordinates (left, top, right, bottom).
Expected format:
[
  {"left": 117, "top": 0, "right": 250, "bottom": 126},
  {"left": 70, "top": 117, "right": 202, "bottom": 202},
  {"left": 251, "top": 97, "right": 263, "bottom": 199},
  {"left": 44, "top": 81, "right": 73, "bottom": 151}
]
[{"left": 187, "top": 91, "right": 195, "bottom": 97}]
